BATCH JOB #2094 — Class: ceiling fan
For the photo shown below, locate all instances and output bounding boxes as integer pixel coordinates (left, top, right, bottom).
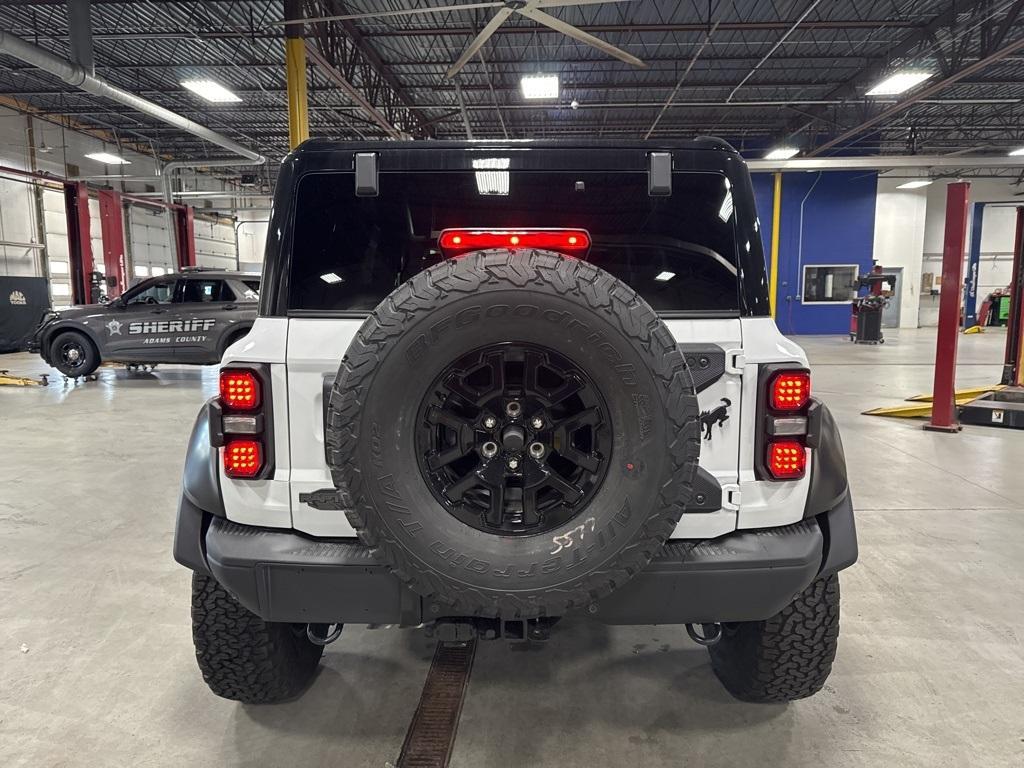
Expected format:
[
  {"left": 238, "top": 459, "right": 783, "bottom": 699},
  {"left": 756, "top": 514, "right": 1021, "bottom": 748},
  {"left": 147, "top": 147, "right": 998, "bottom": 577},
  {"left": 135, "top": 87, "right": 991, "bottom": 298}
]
[{"left": 277, "top": 1, "right": 646, "bottom": 78}]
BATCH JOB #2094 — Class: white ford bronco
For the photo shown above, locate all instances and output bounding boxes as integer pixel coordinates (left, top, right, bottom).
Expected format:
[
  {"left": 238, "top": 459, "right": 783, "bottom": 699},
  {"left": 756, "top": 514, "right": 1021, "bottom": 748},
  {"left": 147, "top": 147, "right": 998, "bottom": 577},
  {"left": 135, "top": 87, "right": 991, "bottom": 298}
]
[{"left": 174, "top": 139, "right": 857, "bottom": 705}]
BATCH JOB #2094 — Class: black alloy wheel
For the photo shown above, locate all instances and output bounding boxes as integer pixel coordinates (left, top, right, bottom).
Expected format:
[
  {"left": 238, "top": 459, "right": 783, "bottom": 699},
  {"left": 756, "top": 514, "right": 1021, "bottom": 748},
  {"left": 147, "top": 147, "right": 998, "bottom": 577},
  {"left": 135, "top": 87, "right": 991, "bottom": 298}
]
[{"left": 415, "top": 343, "right": 610, "bottom": 536}]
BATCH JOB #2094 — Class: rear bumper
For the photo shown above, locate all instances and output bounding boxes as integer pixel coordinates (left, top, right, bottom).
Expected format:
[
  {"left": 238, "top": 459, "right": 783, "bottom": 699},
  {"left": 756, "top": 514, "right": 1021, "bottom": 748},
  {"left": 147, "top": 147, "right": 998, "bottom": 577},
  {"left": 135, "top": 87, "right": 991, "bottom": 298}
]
[{"left": 175, "top": 491, "right": 856, "bottom": 626}]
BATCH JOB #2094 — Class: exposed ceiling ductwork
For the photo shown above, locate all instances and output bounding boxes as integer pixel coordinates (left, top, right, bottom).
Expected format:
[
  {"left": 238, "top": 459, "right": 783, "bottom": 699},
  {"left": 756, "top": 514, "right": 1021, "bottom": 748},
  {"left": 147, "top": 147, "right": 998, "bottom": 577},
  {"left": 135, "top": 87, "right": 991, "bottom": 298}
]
[{"left": 0, "top": 27, "right": 266, "bottom": 167}]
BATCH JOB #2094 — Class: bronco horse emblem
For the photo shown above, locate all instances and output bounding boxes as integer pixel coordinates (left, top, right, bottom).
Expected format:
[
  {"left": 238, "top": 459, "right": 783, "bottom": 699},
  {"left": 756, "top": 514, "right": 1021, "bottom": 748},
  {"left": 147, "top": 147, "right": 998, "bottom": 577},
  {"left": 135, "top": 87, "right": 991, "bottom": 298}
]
[{"left": 699, "top": 398, "right": 731, "bottom": 441}]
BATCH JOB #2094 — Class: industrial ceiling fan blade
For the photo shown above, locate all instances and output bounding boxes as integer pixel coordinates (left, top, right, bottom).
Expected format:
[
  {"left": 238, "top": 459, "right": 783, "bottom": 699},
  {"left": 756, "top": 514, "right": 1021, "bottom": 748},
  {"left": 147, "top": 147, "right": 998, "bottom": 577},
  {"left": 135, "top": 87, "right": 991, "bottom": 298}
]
[
  {"left": 446, "top": 7, "right": 515, "bottom": 78},
  {"left": 517, "top": 7, "right": 646, "bottom": 67},
  {"left": 271, "top": 2, "right": 503, "bottom": 27}
]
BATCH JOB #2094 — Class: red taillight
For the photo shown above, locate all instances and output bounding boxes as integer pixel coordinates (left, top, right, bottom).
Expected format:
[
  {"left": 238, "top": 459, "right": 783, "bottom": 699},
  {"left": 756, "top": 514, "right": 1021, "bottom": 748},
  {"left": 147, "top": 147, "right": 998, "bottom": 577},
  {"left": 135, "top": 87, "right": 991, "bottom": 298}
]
[
  {"left": 224, "top": 439, "right": 262, "bottom": 478},
  {"left": 770, "top": 371, "right": 811, "bottom": 411},
  {"left": 766, "top": 440, "right": 806, "bottom": 480},
  {"left": 438, "top": 229, "right": 591, "bottom": 257},
  {"left": 220, "top": 369, "right": 260, "bottom": 411}
]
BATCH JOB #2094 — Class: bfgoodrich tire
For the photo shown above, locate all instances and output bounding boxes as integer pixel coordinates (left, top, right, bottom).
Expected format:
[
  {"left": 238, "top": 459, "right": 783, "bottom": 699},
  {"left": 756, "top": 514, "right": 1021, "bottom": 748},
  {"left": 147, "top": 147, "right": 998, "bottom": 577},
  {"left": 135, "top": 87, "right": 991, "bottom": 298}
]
[
  {"left": 709, "top": 574, "right": 841, "bottom": 703},
  {"left": 326, "top": 250, "right": 701, "bottom": 618},
  {"left": 191, "top": 573, "right": 323, "bottom": 704}
]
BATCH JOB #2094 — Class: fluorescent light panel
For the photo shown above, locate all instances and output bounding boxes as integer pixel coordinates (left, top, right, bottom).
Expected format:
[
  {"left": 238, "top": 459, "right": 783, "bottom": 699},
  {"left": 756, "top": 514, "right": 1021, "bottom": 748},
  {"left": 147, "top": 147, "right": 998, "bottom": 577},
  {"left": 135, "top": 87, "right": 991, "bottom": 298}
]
[
  {"left": 473, "top": 157, "right": 510, "bottom": 196},
  {"left": 896, "top": 180, "right": 933, "bottom": 189},
  {"left": 764, "top": 147, "right": 799, "bottom": 160},
  {"left": 1010, "top": 147, "right": 1024, "bottom": 156},
  {"left": 521, "top": 74, "right": 559, "bottom": 100},
  {"left": 85, "top": 152, "right": 130, "bottom": 165},
  {"left": 181, "top": 79, "right": 242, "bottom": 103},
  {"left": 866, "top": 71, "right": 932, "bottom": 96},
  {"left": 655, "top": 271, "right": 675, "bottom": 282},
  {"left": 718, "top": 190, "right": 735, "bottom": 222},
  {"left": 320, "top": 272, "right": 344, "bottom": 284}
]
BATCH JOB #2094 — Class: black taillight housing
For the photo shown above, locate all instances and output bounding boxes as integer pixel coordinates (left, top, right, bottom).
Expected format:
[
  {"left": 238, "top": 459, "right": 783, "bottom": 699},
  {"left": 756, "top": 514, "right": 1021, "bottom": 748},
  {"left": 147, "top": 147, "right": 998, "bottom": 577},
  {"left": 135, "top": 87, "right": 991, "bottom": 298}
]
[
  {"left": 213, "top": 364, "right": 274, "bottom": 480},
  {"left": 756, "top": 365, "right": 812, "bottom": 481}
]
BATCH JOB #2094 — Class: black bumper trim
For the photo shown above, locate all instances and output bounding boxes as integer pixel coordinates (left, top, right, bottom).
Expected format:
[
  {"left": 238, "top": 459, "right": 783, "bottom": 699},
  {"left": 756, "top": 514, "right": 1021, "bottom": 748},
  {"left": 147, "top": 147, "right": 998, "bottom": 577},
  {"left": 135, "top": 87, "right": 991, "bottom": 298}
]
[{"left": 187, "top": 491, "right": 856, "bottom": 626}]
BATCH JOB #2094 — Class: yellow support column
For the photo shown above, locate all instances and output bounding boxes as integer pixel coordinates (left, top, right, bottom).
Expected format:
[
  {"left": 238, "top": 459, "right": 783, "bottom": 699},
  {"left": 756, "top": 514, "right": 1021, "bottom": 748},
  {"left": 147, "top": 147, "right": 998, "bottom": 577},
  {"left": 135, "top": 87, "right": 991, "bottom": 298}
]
[
  {"left": 769, "top": 172, "right": 782, "bottom": 317},
  {"left": 285, "top": 0, "right": 309, "bottom": 149}
]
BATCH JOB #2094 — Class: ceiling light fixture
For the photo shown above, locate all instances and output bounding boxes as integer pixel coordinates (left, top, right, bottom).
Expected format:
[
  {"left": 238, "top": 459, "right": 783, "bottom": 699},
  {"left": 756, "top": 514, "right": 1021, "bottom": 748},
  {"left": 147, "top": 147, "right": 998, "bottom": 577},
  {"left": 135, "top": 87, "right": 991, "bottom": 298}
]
[
  {"left": 85, "top": 152, "right": 130, "bottom": 165},
  {"left": 896, "top": 180, "right": 933, "bottom": 189},
  {"left": 181, "top": 79, "right": 242, "bottom": 103},
  {"left": 473, "top": 157, "right": 510, "bottom": 196},
  {"left": 655, "top": 271, "right": 675, "bottom": 282},
  {"left": 521, "top": 74, "right": 559, "bottom": 100},
  {"left": 1009, "top": 147, "right": 1024, "bottom": 156},
  {"left": 866, "top": 71, "right": 932, "bottom": 96},
  {"left": 319, "top": 272, "right": 344, "bottom": 284},
  {"left": 764, "top": 147, "right": 799, "bottom": 160}
]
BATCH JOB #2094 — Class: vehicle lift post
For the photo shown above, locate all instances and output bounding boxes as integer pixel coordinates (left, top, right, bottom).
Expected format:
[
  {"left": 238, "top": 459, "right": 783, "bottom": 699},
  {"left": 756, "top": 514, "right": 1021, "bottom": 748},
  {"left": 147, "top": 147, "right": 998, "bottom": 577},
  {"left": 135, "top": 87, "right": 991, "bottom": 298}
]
[
  {"left": 925, "top": 181, "right": 971, "bottom": 433},
  {"left": 1001, "top": 207, "right": 1024, "bottom": 387}
]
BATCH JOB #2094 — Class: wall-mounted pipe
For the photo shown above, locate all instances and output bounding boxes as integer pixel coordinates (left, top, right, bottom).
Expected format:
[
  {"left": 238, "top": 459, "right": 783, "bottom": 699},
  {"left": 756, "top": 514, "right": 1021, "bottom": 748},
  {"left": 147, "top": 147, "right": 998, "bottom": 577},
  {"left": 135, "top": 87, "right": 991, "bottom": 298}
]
[
  {"left": 748, "top": 155, "right": 1024, "bottom": 172},
  {"left": 0, "top": 28, "right": 266, "bottom": 166}
]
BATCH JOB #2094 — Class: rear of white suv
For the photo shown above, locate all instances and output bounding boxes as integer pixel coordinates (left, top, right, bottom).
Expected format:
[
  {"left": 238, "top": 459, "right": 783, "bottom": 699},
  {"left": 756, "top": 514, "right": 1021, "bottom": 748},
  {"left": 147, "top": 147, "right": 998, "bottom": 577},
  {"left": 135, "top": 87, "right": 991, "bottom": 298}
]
[{"left": 174, "top": 139, "right": 856, "bottom": 705}]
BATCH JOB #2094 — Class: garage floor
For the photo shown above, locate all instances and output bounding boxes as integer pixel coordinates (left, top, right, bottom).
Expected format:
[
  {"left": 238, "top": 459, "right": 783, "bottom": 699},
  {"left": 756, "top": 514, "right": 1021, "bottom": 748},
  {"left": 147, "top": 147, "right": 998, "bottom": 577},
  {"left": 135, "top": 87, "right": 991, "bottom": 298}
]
[{"left": 2, "top": 328, "right": 1022, "bottom": 768}]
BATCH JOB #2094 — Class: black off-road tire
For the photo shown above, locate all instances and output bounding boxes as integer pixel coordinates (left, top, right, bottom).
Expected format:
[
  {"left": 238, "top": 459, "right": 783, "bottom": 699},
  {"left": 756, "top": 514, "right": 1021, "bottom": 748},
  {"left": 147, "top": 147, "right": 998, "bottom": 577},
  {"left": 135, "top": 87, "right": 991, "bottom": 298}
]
[
  {"left": 326, "top": 250, "right": 701, "bottom": 619},
  {"left": 709, "top": 574, "right": 841, "bottom": 703},
  {"left": 50, "top": 330, "right": 100, "bottom": 377},
  {"left": 191, "top": 573, "right": 323, "bottom": 704}
]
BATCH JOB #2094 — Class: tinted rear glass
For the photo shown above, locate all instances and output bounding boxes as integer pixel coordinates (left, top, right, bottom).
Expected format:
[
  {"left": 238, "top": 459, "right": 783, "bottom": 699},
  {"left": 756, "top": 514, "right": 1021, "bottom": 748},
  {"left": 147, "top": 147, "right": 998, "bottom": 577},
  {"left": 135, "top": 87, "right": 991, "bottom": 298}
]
[{"left": 288, "top": 171, "right": 740, "bottom": 314}]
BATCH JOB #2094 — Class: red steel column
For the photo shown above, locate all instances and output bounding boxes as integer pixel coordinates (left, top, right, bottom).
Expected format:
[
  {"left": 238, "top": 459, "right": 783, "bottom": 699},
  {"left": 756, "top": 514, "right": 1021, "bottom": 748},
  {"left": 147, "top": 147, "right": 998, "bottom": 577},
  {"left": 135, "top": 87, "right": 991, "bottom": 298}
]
[
  {"left": 925, "top": 181, "right": 971, "bottom": 432},
  {"left": 97, "top": 189, "right": 127, "bottom": 298},
  {"left": 175, "top": 205, "right": 197, "bottom": 269},
  {"left": 1003, "top": 207, "right": 1024, "bottom": 386},
  {"left": 63, "top": 182, "right": 93, "bottom": 304}
]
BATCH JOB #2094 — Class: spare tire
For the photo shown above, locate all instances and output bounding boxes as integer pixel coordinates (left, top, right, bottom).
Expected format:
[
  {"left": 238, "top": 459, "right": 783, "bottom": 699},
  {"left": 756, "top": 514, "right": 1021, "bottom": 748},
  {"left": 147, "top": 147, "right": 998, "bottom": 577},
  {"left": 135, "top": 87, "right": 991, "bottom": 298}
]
[{"left": 326, "top": 250, "right": 700, "bottom": 618}]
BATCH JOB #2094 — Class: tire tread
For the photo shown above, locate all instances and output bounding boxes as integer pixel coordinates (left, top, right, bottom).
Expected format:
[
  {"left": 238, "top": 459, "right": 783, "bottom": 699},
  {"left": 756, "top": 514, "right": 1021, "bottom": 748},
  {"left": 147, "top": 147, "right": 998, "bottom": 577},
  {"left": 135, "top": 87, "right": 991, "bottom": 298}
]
[
  {"left": 190, "top": 573, "right": 323, "bottom": 704},
  {"left": 709, "top": 574, "right": 841, "bottom": 703}
]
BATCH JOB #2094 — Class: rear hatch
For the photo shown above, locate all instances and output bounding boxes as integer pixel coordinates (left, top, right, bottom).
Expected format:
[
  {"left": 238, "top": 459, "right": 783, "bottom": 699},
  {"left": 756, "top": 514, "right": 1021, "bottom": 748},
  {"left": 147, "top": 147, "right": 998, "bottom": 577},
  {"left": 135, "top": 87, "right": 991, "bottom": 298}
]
[{"left": 282, "top": 149, "right": 748, "bottom": 538}]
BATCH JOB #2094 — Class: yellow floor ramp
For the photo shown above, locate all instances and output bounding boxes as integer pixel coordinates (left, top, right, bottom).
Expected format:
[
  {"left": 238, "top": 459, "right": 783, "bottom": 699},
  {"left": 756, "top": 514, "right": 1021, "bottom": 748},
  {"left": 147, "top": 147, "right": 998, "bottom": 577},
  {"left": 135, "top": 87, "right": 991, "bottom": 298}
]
[{"left": 863, "top": 385, "right": 1004, "bottom": 418}]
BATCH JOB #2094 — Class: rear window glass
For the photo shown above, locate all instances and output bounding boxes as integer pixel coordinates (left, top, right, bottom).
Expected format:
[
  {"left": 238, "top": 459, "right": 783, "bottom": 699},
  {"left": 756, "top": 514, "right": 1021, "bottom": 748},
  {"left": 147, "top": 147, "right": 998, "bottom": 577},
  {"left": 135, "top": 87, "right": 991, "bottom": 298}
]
[{"left": 288, "top": 171, "right": 740, "bottom": 314}]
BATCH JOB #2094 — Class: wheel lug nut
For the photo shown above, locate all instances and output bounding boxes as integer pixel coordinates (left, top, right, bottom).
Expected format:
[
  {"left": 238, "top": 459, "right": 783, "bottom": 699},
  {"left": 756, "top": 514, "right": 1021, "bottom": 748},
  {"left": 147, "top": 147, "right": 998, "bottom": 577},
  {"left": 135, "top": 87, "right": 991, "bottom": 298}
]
[
  {"left": 505, "top": 401, "right": 522, "bottom": 418},
  {"left": 529, "top": 442, "right": 546, "bottom": 460},
  {"left": 481, "top": 441, "right": 498, "bottom": 459},
  {"left": 530, "top": 416, "right": 544, "bottom": 430},
  {"left": 483, "top": 416, "right": 497, "bottom": 429},
  {"left": 507, "top": 457, "right": 520, "bottom": 470}
]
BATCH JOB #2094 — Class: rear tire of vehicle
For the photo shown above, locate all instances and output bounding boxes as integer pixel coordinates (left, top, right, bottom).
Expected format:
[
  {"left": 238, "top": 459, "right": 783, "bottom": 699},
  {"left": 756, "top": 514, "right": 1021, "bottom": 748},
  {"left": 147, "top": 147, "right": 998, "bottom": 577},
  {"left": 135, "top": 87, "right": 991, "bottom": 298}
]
[
  {"left": 190, "top": 573, "right": 324, "bottom": 704},
  {"left": 49, "top": 330, "right": 99, "bottom": 377},
  {"left": 708, "top": 574, "right": 840, "bottom": 703}
]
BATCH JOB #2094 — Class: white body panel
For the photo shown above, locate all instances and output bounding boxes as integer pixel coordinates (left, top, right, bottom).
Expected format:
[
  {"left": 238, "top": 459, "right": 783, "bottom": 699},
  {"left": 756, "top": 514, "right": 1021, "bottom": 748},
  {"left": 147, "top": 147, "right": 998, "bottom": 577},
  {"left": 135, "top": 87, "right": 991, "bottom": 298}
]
[
  {"left": 287, "top": 319, "right": 361, "bottom": 536},
  {"left": 219, "top": 317, "right": 291, "bottom": 527},
  {"left": 663, "top": 319, "right": 743, "bottom": 539},
  {"left": 217, "top": 315, "right": 812, "bottom": 538},
  {"left": 735, "top": 317, "right": 811, "bottom": 529}
]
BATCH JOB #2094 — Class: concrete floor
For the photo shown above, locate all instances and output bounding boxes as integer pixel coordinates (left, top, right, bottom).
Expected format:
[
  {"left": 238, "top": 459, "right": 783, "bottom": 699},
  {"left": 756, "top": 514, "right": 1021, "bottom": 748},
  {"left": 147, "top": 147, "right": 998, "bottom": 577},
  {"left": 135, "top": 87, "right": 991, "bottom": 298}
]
[{"left": 2, "top": 328, "right": 1022, "bottom": 768}]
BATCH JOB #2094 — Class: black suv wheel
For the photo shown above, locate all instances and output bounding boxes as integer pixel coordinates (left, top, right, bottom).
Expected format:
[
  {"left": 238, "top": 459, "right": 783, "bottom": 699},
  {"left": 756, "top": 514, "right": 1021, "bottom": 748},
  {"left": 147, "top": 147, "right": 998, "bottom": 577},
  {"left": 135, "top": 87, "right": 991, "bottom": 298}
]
[
  {"left": 50, "top": 330, "right": 100, "bottom": 377},
  {"left": 709, "top": 574, "right": 841, "bottom": 703},
  {"left": 191, "top": 574, "right": 323, "bottom": 704}
]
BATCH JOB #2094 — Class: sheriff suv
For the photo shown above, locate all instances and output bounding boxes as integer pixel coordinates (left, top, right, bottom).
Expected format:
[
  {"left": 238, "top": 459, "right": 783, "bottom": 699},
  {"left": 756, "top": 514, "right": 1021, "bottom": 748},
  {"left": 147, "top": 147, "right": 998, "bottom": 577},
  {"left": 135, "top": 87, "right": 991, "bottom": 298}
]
[
  {"left": 174, "top": 139, "right": 857, "bottom": 705},
  {"left": 31, "top": 269, "right": 259, "bottom": 377}
]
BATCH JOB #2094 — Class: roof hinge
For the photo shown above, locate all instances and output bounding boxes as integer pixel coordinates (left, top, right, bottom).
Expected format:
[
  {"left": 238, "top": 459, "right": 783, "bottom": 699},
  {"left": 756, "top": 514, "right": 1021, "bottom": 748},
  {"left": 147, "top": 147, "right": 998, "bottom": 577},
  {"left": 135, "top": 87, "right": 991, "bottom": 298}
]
[
  {"left": 354, "top": 152, "right": 378, "bottom": 196},
  {"left": 648, "top": 151, "right": 672, "bottom": 196}
]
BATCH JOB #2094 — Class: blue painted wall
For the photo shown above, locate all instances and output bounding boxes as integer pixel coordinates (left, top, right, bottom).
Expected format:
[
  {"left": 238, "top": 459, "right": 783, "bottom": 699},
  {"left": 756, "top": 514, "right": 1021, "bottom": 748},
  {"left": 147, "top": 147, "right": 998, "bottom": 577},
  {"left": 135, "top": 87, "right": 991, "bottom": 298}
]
[{"left": 751, "top": 171, "right": 878, "bottom": 335}]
